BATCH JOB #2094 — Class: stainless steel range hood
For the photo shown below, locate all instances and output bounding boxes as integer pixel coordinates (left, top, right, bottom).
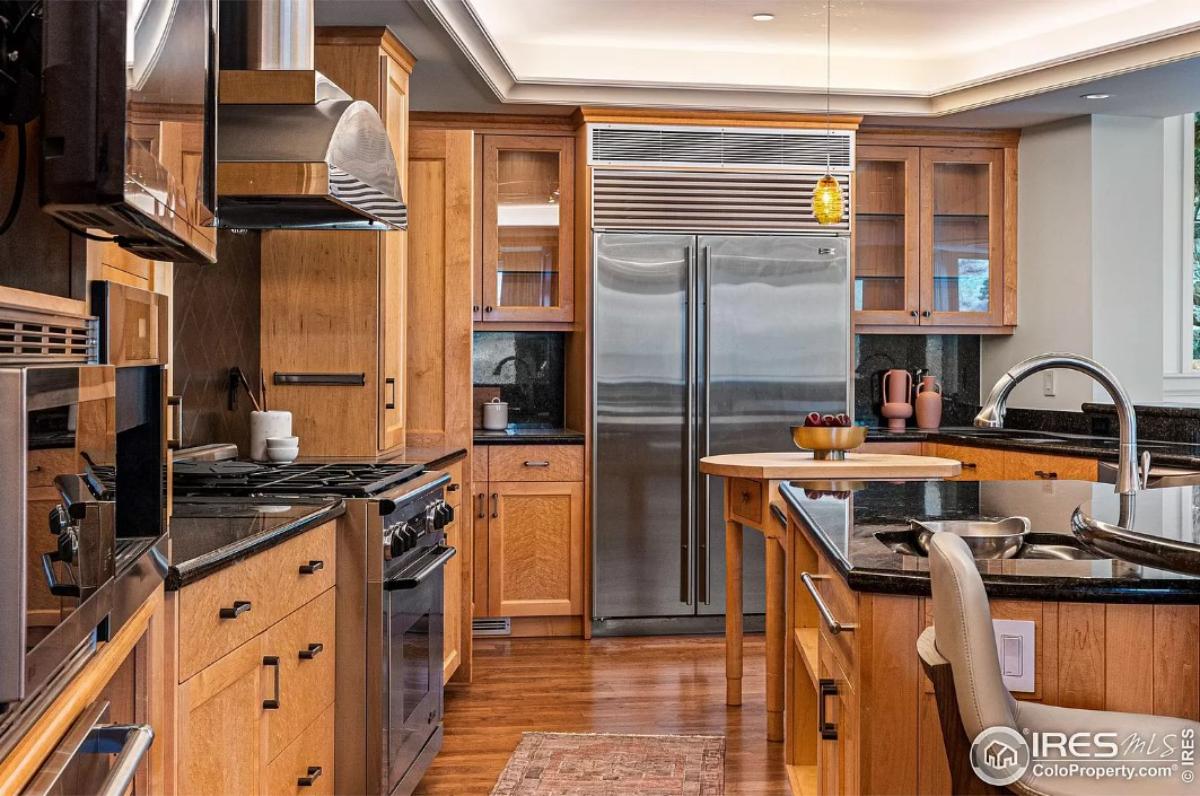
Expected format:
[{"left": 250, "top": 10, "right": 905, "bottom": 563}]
[{"left": 216, "top": 70, "right": 407, "bottom": 230}]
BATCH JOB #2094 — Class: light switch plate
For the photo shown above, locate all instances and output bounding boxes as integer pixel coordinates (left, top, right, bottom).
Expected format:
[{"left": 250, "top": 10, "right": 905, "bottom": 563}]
[
  {"left": 992, "top": 619, "right": 1035, "bottom": 692},
  {"left": 1042, "top": 371, "right": 1057, "bottom": 397}
]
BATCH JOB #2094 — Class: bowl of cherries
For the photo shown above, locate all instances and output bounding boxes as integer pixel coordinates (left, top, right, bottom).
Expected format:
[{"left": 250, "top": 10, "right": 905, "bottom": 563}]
[{"left": 789, "top": 412, "right": 866, "bottom": 460}]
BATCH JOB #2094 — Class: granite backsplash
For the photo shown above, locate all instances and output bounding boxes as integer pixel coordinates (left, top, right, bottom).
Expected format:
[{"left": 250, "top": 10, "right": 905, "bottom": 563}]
[
  {"left": 473, "top": 332, "right": 565, "bottom": 428},
  {"left": 172, "top": 229, "right": 261, "bottom": 453},
  {"left": 855, "top": 335, "right": 980, "bottom": 427}
]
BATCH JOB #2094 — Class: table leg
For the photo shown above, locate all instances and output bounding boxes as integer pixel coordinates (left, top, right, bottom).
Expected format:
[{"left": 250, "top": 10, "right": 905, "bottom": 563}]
[
  {"left": 766, "top": 536, "right": 786, "bottom": 742},
  {"left": 725, "top": 519, "right": 743, "bottom": 706}
]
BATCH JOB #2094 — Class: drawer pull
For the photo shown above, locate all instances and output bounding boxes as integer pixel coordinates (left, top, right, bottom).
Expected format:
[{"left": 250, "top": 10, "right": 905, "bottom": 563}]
[
  {"left": 298, "top": 766, "right": 323, "bottom": 787},
  {"left": 1034, "top": 470, "right": 1058, "bottom": 480},
  {"left": 299, "top": 642, "right": 324, "bottom": 660},
  {"left": 299, "top": 559, "right": 325, "bottom": 575},
  {"left": 262, "top": 656, "right": 281, "bottom": 709},
  {"left": 447, "top": 483, "right": 461, "bottom": 492},
  {"left": 523, "top": 460, "right": 551, "bottom": 467},
  {"left": 800, "top": 572, "right": 857, "bottom": 635},
  {"left": 961, "top": 462, "right": 978, "bottom": 470},
  {"left": 818, "top": 679, "right": 838, "bottom": 740},
  {"left": 219, "top": 600, "right": 252, "bottom": 620},
  {"left": 740, "top": 491, "right": 752, "bottom": 503}
]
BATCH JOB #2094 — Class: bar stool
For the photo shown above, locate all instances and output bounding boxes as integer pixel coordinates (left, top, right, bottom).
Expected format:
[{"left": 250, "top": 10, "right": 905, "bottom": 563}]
[{"left": 920, "top": 532, "right": 1200, "bottom": 795}]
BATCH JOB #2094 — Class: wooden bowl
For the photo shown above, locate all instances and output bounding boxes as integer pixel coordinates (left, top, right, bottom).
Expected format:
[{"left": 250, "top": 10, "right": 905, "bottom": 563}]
[{"left": 789, "top": 425, "right": 867, "bottom": 460}]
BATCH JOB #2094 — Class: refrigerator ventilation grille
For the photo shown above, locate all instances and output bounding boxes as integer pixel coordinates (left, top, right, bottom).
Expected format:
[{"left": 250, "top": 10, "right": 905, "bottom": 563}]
[
  {"left": 592, "top": 169, "right": 851, "bottom": 232},
  {"left": 590, "top": 126, "right": 853, "bottom": 170}
]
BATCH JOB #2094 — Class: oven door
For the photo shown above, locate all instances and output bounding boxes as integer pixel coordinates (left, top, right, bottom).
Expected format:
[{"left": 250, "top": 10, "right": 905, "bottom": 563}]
[{"left": 382, "top": 544, "right": 455, "bottom": 796}]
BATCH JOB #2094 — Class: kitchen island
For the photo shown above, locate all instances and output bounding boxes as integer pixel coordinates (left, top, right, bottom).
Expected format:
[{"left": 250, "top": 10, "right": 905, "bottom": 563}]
[{"left": 781, "top": 478, "right": 1200, "bottom": 795}]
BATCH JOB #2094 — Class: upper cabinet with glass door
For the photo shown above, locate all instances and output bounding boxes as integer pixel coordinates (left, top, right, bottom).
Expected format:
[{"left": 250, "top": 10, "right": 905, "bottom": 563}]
[
  {"left": 479, "top": 135, "right": 575, "bottom": 324},
  {"left": 853, "top": 132, "right": 1017, "bottom": 333}
]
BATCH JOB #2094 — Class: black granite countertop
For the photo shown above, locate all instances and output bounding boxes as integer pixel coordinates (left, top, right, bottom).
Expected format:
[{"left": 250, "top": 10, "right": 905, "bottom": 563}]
[
  {"left": 780, "top": 479, "right": 1200, "bottom": 604},
  {"left": 473, "top": 428, "right": 585, "bottom": 445},
  {"left": 166, "top": 498, "right": 345, "bottom": 589},
  {"left": 865, "top": 426, "right": 1200, "bottom": 469}
]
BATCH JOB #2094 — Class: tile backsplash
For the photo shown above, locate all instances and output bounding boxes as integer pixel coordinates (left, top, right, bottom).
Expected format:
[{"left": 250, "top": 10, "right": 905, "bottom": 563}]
[
  {"left": 473, "top": 332, "right": 565, "bottom": 428},
  {"left": 172, "top": 230, "right": 261, "bottom": 452},
  {"left": 855, "top": 335, "right": 980, "bottom": 427}
]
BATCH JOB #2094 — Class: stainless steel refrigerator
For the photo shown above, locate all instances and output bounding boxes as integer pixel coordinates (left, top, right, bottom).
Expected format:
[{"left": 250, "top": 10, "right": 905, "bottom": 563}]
[{"left": 592, "top": 233, "right": 851, "bottom": 632}]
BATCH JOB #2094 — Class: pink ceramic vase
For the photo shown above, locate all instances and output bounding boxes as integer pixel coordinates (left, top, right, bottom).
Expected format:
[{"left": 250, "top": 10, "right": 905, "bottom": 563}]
[{"left": 915, "top": 375, "right": 943, "bottom": 430}]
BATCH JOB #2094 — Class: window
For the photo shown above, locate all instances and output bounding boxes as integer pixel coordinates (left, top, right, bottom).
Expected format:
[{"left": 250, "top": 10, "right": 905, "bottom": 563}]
[{"left": 1193, "top": 112, "right": 1200, "bottom": 368}]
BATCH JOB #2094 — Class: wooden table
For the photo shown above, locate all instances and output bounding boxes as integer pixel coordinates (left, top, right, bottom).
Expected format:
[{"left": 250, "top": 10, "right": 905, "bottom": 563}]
[{"left": 698, "top": 451, "right": 961, "bottom": 742}]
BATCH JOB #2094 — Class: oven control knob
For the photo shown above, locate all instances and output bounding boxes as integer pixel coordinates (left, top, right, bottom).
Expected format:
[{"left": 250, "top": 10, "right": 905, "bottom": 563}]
[
  {"left": 437, "top": 502, "right": 454, "bottom": 529},
  {"left": 390, "top": 521, "right": 417, "bottom": 557},
  {"left": 56, "top": 527, "right": 78, "bottom": 564},
  {"left": 48, "top": 505, "right": 70, "bottom": 536}
]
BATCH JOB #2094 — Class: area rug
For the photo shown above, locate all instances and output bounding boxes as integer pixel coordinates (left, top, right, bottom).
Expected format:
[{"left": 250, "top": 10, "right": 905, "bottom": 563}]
[{"left": 491, "top": 732, "right": 725, "bottom": 795}]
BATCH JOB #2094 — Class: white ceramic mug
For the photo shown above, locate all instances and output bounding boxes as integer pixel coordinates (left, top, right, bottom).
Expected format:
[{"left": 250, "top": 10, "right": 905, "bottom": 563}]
[
  {"left": 250, "top": 410, "right": 293, "bottom": 462},
  {"left": 482, "top": 398, "right": 508, "bottom": 431}
]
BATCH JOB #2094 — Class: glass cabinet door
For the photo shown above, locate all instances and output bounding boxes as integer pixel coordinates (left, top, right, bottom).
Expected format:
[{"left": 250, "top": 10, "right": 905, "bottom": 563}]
[
  {"left": 481, "top": 135, "right": 575, "bottom": 323},
  {"left": 920, "top": 147, "right": 1004, "bottom": 326},
  {"left": 853, "top": 146, "right": 920, "bottom": 326}
]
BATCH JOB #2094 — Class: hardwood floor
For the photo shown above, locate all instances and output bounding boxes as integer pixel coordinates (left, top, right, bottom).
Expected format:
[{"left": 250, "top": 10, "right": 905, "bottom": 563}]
[{"left": 418, "top": 634, "right": 787, "bottom": 795}]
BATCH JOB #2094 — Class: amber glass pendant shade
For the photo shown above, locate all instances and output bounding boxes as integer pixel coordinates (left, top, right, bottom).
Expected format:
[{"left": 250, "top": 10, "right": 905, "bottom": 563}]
[{"left": 812, "top": 173, "right": 844, "bottom": 225}]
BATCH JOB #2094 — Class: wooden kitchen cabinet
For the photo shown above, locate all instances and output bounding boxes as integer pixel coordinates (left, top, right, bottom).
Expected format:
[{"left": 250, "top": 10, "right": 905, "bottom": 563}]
[
  {"left": 478, "top": 134, "right": 575, "bottom": 325},
  {"left": 472, "top": 445, "right": 586, "bottom": 631},
  {"left": 173, "top": 524, "right": 337, "bottom": 794},
  {"left": 932, "top": 442, "right": 1098, "bottom": 482},
  {"left": 854, "top": 130, "right": 1017, "bottom": 333},
  {"left": 488, "top": 480, "right": 584, "bottom": 617},
  {"left": 817, "top": 643, "right": 859, "bottom": 796},
  {"left": 260, "top": 29, "right": 414, "bottom": 457}
]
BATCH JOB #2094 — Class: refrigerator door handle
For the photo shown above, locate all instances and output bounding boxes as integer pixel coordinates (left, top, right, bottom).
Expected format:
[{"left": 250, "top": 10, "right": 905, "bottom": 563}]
[
  {"left": 681, "top": 244, "right": 695, "bottom": 606},
  {"left": 699, "top": 245, "right": 712, "bottom": 605}
]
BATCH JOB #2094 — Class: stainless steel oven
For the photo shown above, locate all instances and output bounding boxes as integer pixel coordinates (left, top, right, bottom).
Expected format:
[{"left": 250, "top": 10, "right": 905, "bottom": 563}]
[
  {"left": 384, "top": 538, "right": 453, "bottom": 796},
  {"left": 0, "top": 363, "right": 167, "bottom": 715},
  {"left": 23, "top": 700, "right": 154, "bottom": 796}
]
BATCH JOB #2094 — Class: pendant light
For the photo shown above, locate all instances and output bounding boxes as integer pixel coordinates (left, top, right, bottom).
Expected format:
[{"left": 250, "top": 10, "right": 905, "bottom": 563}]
[{"left": 811, "top": 0, "right": 844, "bottom": 226}]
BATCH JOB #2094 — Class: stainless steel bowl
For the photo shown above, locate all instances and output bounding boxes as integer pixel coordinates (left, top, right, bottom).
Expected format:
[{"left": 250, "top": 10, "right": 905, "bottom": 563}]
[{"left": 909, "top": 516, "right": 1031, "bottom": 560}]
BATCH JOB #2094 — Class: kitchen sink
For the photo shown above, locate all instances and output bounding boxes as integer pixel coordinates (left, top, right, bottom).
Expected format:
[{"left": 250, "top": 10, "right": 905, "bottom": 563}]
[{"left": 875, "top": 529, "right": 1106, "bottom": 561}]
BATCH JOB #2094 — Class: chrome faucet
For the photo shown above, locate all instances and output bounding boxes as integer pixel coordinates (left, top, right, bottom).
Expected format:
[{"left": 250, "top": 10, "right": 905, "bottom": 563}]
[{"left": 975, "top": 353, "right": 1144, "bottom": 495}]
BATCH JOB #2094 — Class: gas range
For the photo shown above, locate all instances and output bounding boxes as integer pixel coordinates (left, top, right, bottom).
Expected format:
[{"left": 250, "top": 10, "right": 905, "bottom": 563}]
[{"left": 172, "top": 460, "right": 426, "bottom": 498}]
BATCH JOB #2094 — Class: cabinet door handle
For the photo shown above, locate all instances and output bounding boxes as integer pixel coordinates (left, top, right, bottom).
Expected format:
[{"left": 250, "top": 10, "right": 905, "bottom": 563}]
[
  {"left": 1034, "top": 470, "right": 1058, "bottom": 480},
  {"left": 299, "top": 642, "right": 324, "bottom": 660},
  {"left": 910, "top": 310, "right": 919, "bottom": 318},
  {"left": 262, "top": 656, "right": 281, "bottom": 709},
  {"left": 523, "top": 460, "right": 550, "bottom": 468},
  {"left": 491, "top": 493, "right": 498, "bottom": 519},
  {"left": 298, "top": 766, "right": 323, "bottom": 787},
  {"left": 485, "top": 305, "right": 494, "bottom": 313},
  {"left": 818, "top": 679, "right": 838, "bottom": 740},
  {"left": 219, "top": 600, "right": 252, "bottom": 620},
  {"left": 167, "top": 394, "right": 183, "bottom": 450},
  {"left": 922, "top": 310, "right": 931, "bottom": 318},
  {"left": 800, "top": 573, "right": 857, "bottom": 634},
  {"left": 447, "top": 483, "right": 461, "bottom": 492},
  {"left": 385, "top": 377, "right": 397, "bottom": 410},
  {"left": 473, "top": 304, "right": 480, "bottom": 312},
  {"left": 299, "top": 559, "right": 324, "bottom": 575},
  {"left": 476, "top": 493, "right": 485, "bottom": 519}
]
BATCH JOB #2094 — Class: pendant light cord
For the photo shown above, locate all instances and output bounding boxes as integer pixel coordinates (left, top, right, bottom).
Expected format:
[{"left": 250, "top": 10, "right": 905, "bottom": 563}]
[{"left": 825, "top": 0, "right": 832, "bottom": 173}]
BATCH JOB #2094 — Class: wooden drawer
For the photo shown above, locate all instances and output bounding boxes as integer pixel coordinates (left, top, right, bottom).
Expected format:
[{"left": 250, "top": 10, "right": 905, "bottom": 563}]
[
  {"left": 264, "top": 588, "right": 336, "bottom": 760},
  {"left": 812, "top": 556, "right": 860, "bottom": 681},
  {"left": 1004, "top": 451, "right": 1098, "bottom": 481},
  {"left": 932, "top": 443, "right": 1006, "bottom": 481},
  {"left": 178, "top": 522, "right": 336, "bottom": 681},
  {"left": 488, "top": 445, "right": 584, "bottom": 482},
  {"left": 729, "top": 478, "right": 763, "bottom": 524},
  {"left": 266, "top": 702, "right": 335, "bottom": 796}
]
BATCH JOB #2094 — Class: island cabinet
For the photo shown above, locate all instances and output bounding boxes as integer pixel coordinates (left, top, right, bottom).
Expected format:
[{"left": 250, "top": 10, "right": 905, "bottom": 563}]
[
  {"left": 260, "top": 29, "right": 414, "bottom": 457},
  {"left": 173, "top": 522, "right": 337, "bottom": 795},
  {"left": 472, "top": 444, "right": 585, "bottom": 635},
  {"left": 861, "top": 440, "right": 1100, "bottom": 482},
  {"left": 853, "top": 129, "right": 1018, "bottom": 334},
  {"left": 785, "top": 518, "right": 1200, "bottom": 795}
]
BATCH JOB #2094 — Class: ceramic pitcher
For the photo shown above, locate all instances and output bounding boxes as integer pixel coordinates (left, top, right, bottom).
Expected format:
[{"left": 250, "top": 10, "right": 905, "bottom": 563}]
[{"left": 915, "top": 375, "right": 943, "bottom": 429}]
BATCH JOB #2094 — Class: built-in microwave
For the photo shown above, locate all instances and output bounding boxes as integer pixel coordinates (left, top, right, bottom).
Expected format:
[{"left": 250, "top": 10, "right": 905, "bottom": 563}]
[{"left": 40, "top": 0, "right": 219, "bottom": 264}]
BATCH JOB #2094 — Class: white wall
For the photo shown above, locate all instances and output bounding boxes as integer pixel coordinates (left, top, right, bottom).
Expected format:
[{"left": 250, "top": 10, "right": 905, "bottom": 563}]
[
  {"left": 981, "top": 114, "right": 1167, "bottom": 410},
  {"left": 981, "top": 118, "right": 1095, "bottom": 409}
]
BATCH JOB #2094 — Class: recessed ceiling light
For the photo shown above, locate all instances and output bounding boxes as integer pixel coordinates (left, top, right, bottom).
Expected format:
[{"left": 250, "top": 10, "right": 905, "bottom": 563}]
[
  {"left": 752, "top": 12, "right": 775, "bottom": 22},
  {"left": 1081, "top": 93, "right": 1111, "bottom": 100}
]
